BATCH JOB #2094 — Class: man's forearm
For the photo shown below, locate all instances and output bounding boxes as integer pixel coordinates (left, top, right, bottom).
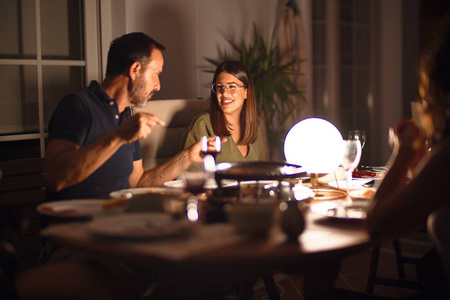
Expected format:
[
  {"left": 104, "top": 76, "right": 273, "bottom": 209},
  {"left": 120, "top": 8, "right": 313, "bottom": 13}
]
[
  {"left": 137, "top": 150, "right": 193, "bottom": 187},
  {"left": 45, "top": 131, "right": 126, "bottom": 192}
]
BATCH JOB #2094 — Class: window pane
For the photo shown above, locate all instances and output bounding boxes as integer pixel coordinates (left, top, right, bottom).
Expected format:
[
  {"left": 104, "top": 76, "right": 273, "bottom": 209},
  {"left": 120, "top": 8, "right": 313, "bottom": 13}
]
[
  {"left": 313, "top": 68, "right": 326, "bottom": 111},
  {"left": 40, "top": 0, "right": 84, "bottom": 60},
  {"left": 356, "top": 28, "right": 370, "bottom": 65},
  {"left": 0, "top": 65, "right": 39, "bottom": 135},
  {"left": 355, "top": 0, "right": 370, "bottom": 24},
  {"left": 0, "top": 0, "right": 37, "bottom": 59},
  {"left": 339, "top": 112, "right": 353, "bottom": 137},
  {"left": 313, "top": 24, "right": 326, "bottom": 64},
  {"left": 356, "top": 70, "right": 370, "bottom": 108},
  {"left": 355, "top": 111, "right": 370, "bottom": 132},
  {"left": 0, "top": 139, "right": 40, "bottom": 162},
  {"left": 43, "top": 66, "right": 85, "bottom": 130},
  {"left": 313, "top": 0, "right": 326, "bottom": 21},
  {"left": 340, "top": 0, "right": 352, "bottom": 22},
  {"left": 340, "top": 26, "right": 353, "bottom": 64},
  {"left": 340, "top": 68, "right": 353, "bottom": 109}
]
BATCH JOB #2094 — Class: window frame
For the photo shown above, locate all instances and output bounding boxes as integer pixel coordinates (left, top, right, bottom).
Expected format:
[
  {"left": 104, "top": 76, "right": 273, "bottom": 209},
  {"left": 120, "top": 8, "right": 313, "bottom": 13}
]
[{"left": 0, "top": 0, "right": 101, "bottom": 158}]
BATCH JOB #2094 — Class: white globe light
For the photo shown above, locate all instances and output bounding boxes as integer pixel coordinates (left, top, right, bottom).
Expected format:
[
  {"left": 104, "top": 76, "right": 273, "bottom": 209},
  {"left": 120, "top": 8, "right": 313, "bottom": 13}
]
[{"left": 284, "top": 118, "right": 344, "bottom": 174}]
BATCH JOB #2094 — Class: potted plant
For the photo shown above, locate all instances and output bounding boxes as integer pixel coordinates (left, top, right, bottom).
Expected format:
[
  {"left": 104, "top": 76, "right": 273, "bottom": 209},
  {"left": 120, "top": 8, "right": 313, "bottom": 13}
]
[{"left": 205, "top": 24, "right": 304, "bottom": 160}]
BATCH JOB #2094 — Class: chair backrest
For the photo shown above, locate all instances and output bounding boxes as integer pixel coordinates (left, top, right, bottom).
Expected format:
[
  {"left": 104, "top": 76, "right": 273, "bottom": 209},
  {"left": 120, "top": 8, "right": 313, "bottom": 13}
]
[
  {"left": 429, "top": 207, "right": 450, "bottom": 288},
  {"left": 0, "top": 157, "right": 45, "bottom": 235},
  {"left": 133, "top": 98, "right": 209, "bottom": 170},
  {"left": 0, "top": 157, "right": 45, "bottom": 269}
]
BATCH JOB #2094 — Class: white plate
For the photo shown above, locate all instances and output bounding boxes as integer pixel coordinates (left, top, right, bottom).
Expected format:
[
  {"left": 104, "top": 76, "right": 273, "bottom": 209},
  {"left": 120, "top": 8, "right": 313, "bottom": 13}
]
[
  {"left": 164, "top": 179, "right": 237, "bottom": 190},
  {"left": 87, "top": 213, "right": 193, "bottom": 240},
  {"left": 348, "top": 188, "right": 376, "bottom": 201},
  {"left": 328, "top": 178, "right": 374, "bottom": 190},
  {"left": 37, "top": 199, "right": 107, "bottom": 218},
  {"left": 310, "top": 201, "right": 369, "bottom": 220},
  {"left": 163, "top": 180, "right": 187, "bottom": 189},
  {"left": 109, "top": 187, "right": 182, "bottom": 199}
]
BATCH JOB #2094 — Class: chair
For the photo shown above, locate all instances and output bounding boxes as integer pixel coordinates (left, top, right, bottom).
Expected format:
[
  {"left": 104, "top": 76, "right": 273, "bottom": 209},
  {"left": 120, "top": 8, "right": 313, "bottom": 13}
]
[
  {"left": 0, "top": 157, "right": 46, "bottom": 269},
  {"left": 428, "top": 207, "right": 450, "bottom": 295},
  {"left": 132, "top": 98, "right": 209, "bottom": 170},
  {"left": 366, "top": 238, "right": 421, "bottom": 293}
]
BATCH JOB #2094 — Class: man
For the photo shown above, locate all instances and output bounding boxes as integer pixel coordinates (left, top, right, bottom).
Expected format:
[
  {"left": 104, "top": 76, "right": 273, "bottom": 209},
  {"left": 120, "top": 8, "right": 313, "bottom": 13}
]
[{"left": 45, "top": 32, "right": 214, "bottom": 200}]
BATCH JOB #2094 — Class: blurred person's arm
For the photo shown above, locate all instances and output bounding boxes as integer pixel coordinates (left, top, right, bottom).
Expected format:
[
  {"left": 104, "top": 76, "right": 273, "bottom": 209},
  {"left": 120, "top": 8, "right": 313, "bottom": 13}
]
[
  {"left": 366, "top": 120, "right": 449, "bottom": 238},
  {"left": 15, "top": 261, "right": 145, "bottom": 300}
]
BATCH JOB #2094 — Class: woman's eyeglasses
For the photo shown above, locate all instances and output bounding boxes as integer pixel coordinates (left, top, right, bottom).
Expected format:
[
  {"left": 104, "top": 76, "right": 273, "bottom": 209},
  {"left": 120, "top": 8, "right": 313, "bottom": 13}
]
[{"left": 211, "top": 83, "right": 247, "bottom": 95}]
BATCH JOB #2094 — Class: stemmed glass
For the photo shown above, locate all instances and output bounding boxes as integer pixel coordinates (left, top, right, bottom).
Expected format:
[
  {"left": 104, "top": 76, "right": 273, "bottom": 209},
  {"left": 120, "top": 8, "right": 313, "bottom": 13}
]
[
  {"left": 181, "top": 171, "right": 207, "bottom": 195},
  {"left": 348, "top": 130, "right": 366, "bottom": 149},
  {"left": 341, "top": 140, "right": 362, "bottom": 192}
]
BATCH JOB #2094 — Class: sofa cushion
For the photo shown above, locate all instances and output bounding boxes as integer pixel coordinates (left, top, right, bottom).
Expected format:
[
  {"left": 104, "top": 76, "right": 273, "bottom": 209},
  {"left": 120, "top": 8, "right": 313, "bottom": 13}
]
[{"left": 132, "top": 98, "right": 209, "bottom": 170}]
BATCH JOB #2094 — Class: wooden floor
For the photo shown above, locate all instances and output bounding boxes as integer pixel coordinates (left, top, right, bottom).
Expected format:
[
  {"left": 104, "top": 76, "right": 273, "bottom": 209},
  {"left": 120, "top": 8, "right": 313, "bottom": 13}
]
[{"left": 246, "top": 232, "right": 435, "bottom": 299}]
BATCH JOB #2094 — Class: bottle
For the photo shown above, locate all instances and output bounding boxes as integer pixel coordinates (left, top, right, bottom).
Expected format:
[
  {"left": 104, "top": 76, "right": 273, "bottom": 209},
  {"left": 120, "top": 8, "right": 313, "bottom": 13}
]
[{"left": 279, "top": 181, "right": 305, "bottom": 242}]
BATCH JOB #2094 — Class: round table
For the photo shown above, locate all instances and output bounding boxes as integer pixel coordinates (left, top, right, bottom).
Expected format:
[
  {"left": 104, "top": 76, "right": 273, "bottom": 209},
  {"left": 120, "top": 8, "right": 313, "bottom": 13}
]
[{"left": 42, "top": 205, "right": 371, "bottom": 299}]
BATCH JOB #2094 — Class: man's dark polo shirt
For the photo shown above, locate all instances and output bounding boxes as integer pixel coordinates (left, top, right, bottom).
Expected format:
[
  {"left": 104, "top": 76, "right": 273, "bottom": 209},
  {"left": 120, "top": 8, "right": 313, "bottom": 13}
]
[{"left": 46, "top": 81, "right": 143, "bottom": 200}]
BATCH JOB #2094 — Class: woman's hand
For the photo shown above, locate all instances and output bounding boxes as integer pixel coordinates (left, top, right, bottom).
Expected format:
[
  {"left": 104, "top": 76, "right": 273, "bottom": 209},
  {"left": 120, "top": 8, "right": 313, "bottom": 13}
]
[
  {"left": 391, "top": 119, "right": 428, "bottom": 170},
  {"left": 187, "top": 136, "right": 226, "bottom": 163}
]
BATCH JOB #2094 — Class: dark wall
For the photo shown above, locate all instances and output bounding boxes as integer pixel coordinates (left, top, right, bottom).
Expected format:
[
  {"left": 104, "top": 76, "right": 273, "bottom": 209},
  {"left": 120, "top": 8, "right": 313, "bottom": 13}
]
[
  {"left": 401, "top": 0, "right": 450, "bottom": 118},
  {"left": 420, "top": 0, "right": 450, "bottom": 50},
  {"left": 402, "top": 0, "right": 421, "bottom": 117}
]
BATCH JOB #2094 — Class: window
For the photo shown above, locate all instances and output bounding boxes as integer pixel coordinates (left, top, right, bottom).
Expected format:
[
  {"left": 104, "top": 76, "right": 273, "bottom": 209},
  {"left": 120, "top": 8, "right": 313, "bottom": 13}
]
[
  {"left": 0, "top": 0, "right": 100, "bottom": 162},
  {"left": 311, "top": 0, "right": 378, "bottom": 165}
]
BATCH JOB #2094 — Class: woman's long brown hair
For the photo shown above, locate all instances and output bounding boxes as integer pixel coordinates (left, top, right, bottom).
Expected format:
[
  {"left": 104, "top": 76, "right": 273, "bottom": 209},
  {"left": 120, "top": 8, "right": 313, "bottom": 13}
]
[{"left": 209, "top": 60, "right": 258, "bottom": 145}]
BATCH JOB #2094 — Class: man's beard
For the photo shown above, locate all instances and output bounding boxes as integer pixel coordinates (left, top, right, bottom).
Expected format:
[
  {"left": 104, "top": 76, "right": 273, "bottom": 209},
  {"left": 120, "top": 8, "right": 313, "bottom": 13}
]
[{"left": 128, "top": 77, "right": 151, "bottom": 108}]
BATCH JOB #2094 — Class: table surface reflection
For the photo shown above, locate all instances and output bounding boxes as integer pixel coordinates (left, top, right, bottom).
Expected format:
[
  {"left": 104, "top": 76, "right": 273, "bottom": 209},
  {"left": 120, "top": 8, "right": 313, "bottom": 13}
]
[
  {"left": 42, "top": 206, "right": 370, "bottom": 266},
  {"left": 42, "top": 203, "right": 371, "bottom": 298}
]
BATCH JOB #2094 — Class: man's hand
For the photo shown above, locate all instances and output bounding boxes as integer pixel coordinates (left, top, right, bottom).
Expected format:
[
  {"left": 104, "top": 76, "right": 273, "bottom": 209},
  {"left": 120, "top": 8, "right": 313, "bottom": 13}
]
[{"left": 115, "top": 112, "right": 165, "bottom": 143}]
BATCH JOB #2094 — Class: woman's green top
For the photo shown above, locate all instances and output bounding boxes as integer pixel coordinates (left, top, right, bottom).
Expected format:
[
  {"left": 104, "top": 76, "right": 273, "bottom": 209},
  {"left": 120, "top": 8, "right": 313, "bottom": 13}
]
[{"left": 181, "top": 112, "right": 266, "bottom": 171}]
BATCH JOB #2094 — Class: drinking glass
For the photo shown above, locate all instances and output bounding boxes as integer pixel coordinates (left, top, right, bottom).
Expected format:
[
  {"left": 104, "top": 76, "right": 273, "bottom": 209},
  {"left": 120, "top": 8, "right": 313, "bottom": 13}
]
[
  {"left": 348, "top": 130, "right": 366, "bottom": 149},
  {"left": 181, "top": 171, "right": 206, "bottom": 195},
  {"left": 341, "top": 140, "right": 362, "bottom": 192}
]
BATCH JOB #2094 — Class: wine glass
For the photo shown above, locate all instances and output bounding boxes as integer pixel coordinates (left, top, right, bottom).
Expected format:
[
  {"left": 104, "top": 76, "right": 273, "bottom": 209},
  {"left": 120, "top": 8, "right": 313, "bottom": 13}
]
[
  {"left": 341, "top": 140, "right": 362, "bottom": 192},
  {"left": 181, "top": 171, "right": 206, "bottom": 195},
  {"left": 348, "top": 130, "right": 366, "bottom": 149}
]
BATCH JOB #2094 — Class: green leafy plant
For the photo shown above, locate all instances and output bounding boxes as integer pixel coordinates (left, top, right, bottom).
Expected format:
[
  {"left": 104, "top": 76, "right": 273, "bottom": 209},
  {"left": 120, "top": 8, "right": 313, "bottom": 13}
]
[{"left": 205, "top": 24, "right": 304, "bottom": 160}]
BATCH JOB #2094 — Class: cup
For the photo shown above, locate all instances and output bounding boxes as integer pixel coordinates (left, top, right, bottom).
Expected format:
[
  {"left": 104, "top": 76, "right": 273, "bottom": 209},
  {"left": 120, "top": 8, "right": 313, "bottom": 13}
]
[
  {"left": 225, "top": 202, "right": 275, "bottom": 238},
  {"left": 181, "top": 171, "right": 206, "bottom": 194},
  {"left": 163, "top": 197, "right": 187, "bottom": 219},
  {"left": 201, "top": 136, "right": 221, "bottom": 173}
]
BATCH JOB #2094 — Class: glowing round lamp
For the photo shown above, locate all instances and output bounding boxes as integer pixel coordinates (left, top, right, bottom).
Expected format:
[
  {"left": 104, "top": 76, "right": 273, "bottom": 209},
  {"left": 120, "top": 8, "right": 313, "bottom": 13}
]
[{"left": 284, "top": 118, "right": 343, "bottom": 174}]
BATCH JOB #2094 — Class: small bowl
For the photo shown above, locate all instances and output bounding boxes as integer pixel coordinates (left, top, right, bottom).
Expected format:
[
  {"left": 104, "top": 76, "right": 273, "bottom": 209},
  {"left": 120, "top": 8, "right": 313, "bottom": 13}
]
[{"left": 225, "top": 202, "right": 275, "bottom": 238}]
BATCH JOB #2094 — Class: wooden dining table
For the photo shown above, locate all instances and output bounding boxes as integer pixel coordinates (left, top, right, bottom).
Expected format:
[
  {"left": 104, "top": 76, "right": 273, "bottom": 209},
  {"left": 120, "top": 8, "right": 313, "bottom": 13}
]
[{"left": 41, "top": 197, "right": 371, "bottom": 300}]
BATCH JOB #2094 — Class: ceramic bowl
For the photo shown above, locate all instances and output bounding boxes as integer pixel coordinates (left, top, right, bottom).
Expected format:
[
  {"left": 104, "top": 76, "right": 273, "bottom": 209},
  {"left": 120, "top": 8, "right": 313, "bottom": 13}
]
[{"left": 225, "top": 202, "right": 275, "bottom": 238}]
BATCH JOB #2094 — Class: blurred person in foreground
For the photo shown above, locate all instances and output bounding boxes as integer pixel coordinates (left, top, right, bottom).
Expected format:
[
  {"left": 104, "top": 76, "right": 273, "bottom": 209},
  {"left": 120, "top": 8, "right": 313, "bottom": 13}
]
[
  {"left": 366, "top": 15, "right": 450, "bottom": 300},
  {"left": 1, "top": 206, "right": 139, "bottom": 300},
  {"left": 45, "top": 32, "right": 221, "bottom": 201}
]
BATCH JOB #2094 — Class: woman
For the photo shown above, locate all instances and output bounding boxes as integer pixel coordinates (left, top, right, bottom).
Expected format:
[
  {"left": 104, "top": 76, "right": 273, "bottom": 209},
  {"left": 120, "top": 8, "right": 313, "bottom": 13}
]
[
  {"left": 182, "top": 60, "right": 265, "bottom": 170},
  {"left": 366, "top": 16, "right": 450, "bottom": 298}
]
